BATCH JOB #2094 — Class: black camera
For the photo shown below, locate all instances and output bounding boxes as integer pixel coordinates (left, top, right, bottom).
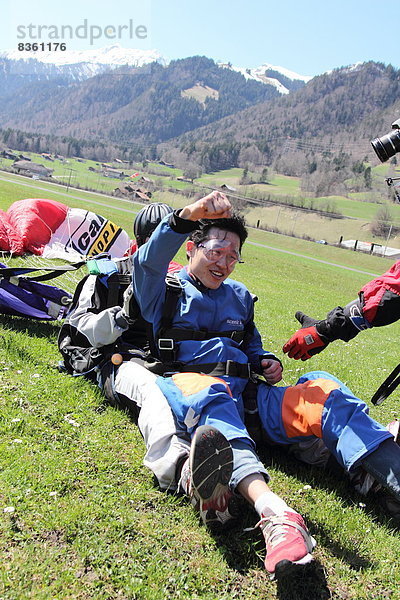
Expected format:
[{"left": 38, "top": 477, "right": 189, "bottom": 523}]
[{"left": 371, "top": 118, "right": 400, "bottom": 162}]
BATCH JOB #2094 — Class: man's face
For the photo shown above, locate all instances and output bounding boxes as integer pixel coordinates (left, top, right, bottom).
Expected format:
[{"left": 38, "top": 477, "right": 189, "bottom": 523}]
[{"left": 186, "top": 227, "right": 241, "bottom": 289}]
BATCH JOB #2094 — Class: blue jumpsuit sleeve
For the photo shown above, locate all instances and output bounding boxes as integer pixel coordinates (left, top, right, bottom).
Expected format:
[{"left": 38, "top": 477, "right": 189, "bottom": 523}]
[{"left": 132, "top": 214, "right": 189, "bottom": 328}]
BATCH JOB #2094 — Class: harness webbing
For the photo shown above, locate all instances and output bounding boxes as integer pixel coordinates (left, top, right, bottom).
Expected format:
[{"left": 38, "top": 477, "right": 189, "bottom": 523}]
[
  {"left": 0, "top": 262, "right": 85, "bottom": 282},
  {"left": 159, "top": 327, "right": 248, "bottom": 343},
  {"left": 160, "top": 273, "right": 183, "bottom": 331},
  {"left": 105, "top": 273, "right": 132, "bottom": 308},
  {"left": 154, "top": 273, "right": 255, "bottom": 377},
  {"left": 180, "top": 360, "right": 252, "bottom": 379}
]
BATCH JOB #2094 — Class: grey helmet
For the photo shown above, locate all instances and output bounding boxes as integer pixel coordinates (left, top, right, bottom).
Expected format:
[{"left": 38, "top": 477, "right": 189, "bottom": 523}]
[{"left": 134, "top": 203, "right": 173, "bottom": 246}]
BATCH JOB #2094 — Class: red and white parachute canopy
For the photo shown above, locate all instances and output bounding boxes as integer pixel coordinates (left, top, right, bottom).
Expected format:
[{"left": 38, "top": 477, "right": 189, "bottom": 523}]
[{"left": 0, "top": 199, "right": 131, "bottom": 260}]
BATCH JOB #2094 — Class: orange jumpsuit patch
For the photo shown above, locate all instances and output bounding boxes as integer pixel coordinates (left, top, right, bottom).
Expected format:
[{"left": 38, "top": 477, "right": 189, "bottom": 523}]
[
  {"left": 171, "top": 372, "right": 232, "bottom": 397},
  {"left": 282, "top": 378, "right": 340, "bottom": 438}
]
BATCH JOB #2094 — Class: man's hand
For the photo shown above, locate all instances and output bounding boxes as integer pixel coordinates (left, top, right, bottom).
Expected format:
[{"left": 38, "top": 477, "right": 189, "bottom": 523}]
[
  {"left": 180, "top": 191, "right": 232, "bottom": 221},
  {"left": 261, "top": 358, "right": 283, "bottom": 384},
  {"left": 282, "top": 311, "right": 328, "bottom": 360}
]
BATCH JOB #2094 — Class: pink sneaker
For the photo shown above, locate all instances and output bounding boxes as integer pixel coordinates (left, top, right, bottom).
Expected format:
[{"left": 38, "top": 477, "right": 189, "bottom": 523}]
[{"left": 259, "top": 511, "right": 316, "bottom": 579}]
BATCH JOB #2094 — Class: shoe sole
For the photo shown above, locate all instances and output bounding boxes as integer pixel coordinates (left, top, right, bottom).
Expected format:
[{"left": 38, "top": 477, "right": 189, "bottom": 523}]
[{"left": 190, "top": 425, "right": 233, "bottom": 501}]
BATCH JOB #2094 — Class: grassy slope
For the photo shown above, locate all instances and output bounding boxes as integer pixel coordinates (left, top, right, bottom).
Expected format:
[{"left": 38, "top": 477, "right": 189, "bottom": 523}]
[
  {"left": 1, "top": 175, "right": 400, "bottom": 599},
  {"left": 4, "top": 152, "right": 400, "bottom": 228},
  {"left": 197, "top": 166, "right": 400, "bottom": 245}
]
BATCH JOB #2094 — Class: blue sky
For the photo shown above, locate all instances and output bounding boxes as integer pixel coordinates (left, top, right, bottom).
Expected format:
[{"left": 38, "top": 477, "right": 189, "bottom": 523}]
[{"left": 2, "top": 0, "right": 399, "bottom": 76}]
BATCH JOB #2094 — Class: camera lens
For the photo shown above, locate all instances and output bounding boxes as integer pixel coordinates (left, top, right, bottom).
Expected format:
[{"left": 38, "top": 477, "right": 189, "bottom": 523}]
[{"left": 371, "top": 129, "right": 400, "bottom": 162}]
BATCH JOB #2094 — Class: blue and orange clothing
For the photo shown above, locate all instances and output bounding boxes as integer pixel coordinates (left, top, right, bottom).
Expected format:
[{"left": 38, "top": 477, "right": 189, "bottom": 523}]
[
  {"left": 132, "top": 213, "right": 279, "bottom": 448},
  {"left": 257, "top": 371, "right": 391, "bottom": 471},
  {"left": 133, "top": 212, "right": 392, "bottom": 473}
]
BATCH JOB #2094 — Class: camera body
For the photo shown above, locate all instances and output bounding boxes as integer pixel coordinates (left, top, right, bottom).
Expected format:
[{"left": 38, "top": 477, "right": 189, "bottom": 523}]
[{"left": 371, "top": 118, "right": 400, "bottom": 162}]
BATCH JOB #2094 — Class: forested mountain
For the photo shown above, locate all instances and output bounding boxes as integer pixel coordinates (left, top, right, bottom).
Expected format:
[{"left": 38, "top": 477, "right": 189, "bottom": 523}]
[
  {"left": 0, "top": 56, "right": 283, "bottom": 144},
  {"left": 160, "top": 62, "right": 400, "bottom": 171},
  {"left": 1, "top": 57, "right": 399, "bottom": 176}
]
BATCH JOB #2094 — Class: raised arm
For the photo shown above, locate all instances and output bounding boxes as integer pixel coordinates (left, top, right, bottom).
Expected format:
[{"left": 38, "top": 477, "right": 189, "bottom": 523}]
[{"left": 132, "top": 191, "right": 233, "bottom": 327}]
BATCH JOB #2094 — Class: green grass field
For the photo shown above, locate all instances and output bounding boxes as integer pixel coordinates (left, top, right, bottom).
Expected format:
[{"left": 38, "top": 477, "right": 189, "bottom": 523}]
[
  {"left": 3, "top": 152, "right": 400, "bottom": 228},
  {"left": 1, "top": 174, "right": 400, "bottom": 599},
  {"left": 2, "top": 167, "right": 399, "bottom": 249}
]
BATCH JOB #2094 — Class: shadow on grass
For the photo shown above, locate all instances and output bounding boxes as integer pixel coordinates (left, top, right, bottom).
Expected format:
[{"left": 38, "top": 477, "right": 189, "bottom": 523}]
[
  {"left": 0, "top": 314, "right": 59, "bottom": 340},
  {"left": 0, "top": 315, "right": 60, "bottom": 370},
  {"left": 199, "top": 443, "right": 395, "bottom": 599},
  {"left": 84, "top": 390, "right": 381, "bottom": 596},
  {"left": 207, "top": 516, "right": 331, "bottom": 600},
  {"left": 275, "top": 562, "right": 331, "bottom": 600}
]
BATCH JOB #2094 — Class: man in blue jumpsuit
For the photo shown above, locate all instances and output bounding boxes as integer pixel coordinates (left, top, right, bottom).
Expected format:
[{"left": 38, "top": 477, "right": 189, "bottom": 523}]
[{"left": 132, "top": 191, "right": 400, "bottom": 579}]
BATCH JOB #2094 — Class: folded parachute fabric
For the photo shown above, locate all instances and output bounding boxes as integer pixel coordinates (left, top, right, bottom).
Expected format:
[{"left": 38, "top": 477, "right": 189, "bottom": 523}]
[{"left": 1, "top": 198, "right": 131, "bottom": 260}]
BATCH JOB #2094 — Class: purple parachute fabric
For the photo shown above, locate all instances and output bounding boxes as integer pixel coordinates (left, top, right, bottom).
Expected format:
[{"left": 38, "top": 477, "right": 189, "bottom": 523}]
[{"left": 0, "top": 262, "right": 72, "bottom": 320}]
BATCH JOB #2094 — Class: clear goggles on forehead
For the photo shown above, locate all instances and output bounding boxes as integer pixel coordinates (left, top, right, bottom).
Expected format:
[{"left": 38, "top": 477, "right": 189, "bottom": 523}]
[{"left": 197, "top": 238, "right": 243, "bottom": 267}]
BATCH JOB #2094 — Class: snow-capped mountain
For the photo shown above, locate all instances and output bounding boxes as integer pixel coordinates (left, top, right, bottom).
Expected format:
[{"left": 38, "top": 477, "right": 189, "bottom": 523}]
[
  {"left": 0, "top": 44, "right": 164, "bottom": 67},
  {"left": 217, "top": 61, "right": 312, "bottom": 94},
  {"left": 0, "top": 44, "right": 312, "bottom": 94},
  {"left": 0, "top": 44, "right": 165, "bottom": 81}
]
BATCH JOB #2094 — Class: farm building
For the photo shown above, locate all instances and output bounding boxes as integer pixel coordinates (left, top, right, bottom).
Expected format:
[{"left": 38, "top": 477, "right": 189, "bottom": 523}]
[
  {"left": 113, "top": 184, "right": 152, "bottom": 201},
  {"left": 103, "top": 167, "right": 125, "bottom": 179},
  {"left": 220, "top": 184, "right": 237, "bottom": 192},
  {"left": 1, "top": 149, "right": 19, "bottom": 160},
  {"left": 12, "top": 160, "right": 53, "bottom": 178}
]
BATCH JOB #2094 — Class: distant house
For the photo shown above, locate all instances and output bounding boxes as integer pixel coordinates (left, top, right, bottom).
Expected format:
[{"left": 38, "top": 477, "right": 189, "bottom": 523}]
[
  {"left": 41, "top": 153, "right": 54, "bottom": 161},
  {"left": 176, "top": 176, "right": 193, "bottom": 183},
  {"left": 1, "top": 149, "right": 19, "bottom": 161},
  {"left": 12, "top": 160, "right": 53, "bottom": 178},
  {"left": 340, "top": 239, "right": 400, "bottom": 260},
  {"left": 113, "top": 183, "right": 152, "bottom": 201},
  {"left": 18, "top": 154, "right": 31, "bottom": 161},
  {"left": 158, "top": 160, "right": 175, "bottom": 168},
  {"left": 103, "top": 167, "right": 125, "bottom": 179},
  {"left": 133, "top": 190, "right": 152, "bottom": 201},
  {"left": 220, "top": 184, "right": 237, "bottom": 192},
  {"left": 132, "top": 186, "right": 152, "bottom": 197}
]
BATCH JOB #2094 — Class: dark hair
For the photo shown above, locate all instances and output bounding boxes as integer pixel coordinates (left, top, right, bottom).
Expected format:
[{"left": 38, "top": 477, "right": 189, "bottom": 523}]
[{"left": 190, "top": 212, "right": 248, "bottom": 250}]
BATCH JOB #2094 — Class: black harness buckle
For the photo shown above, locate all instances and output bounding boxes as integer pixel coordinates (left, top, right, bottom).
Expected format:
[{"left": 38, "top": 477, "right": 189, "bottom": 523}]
[{"left": 225, "top": 360, "right": 251, "bottom": 378}]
